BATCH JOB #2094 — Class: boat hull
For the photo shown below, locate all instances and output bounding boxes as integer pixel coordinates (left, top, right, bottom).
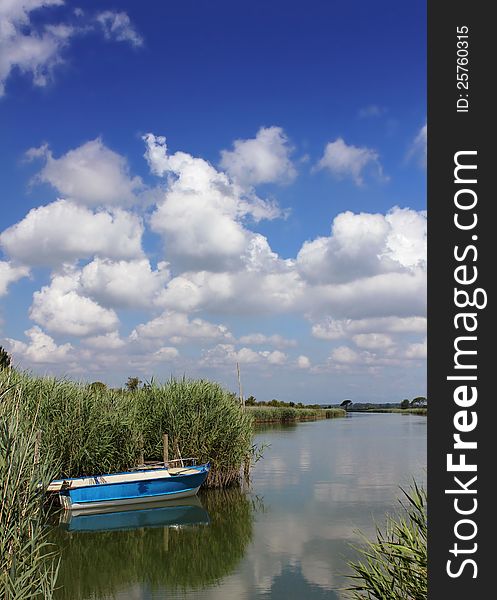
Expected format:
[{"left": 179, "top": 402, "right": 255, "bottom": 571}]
[{"left": 58, "top": 464, "right": 210, "bottom": 511}]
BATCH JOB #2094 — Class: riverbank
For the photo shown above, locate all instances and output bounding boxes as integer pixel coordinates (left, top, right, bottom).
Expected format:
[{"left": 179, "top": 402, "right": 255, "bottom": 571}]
[
  {"left": 246, "top": 405, "right": 346, "bottom": 423},
  {"left": 349, "top": 408, "right": 427, "bottom": 415}
]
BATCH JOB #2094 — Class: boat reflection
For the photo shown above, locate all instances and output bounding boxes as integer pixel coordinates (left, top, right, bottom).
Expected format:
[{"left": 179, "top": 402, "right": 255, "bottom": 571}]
[
  {"left": 58, "top": 495, "right": 210, "bottom": 533},
  {"left": 50, "top": 488, "right": 256, "bottom": 599}
]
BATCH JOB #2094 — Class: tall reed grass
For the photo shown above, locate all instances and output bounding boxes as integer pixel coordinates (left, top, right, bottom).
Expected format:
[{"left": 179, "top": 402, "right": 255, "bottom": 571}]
[
  {"left": 246, "top": 405, "right": 346, "bottom": 423},
  {"left": 346, "top": 483, "right": 427, "bottom": 599},
  {"left": 0, "top": 370, "right": 254, "bottom": 488},
  {"left": 0, "top": 388, "right": 59, "bottom": 599}
]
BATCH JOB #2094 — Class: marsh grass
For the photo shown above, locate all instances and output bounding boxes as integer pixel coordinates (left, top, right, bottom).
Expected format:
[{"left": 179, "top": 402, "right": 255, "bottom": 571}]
[
  {"left": 0, "top": 370, "right": 254, "bottom": 488},
  {"left": 246, "top": 405, "right": 345, "bottom": 423},
  {"left": 346, "top": 482, "right": 427, "bottom": 600},
  {"left": 0, "top": 391, "right": 59, "bottom": 599}
]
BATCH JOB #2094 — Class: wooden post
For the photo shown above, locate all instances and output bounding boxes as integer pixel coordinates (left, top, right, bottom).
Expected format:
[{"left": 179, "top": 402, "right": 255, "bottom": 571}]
[
  {"left": 237, "top": 362, "right": 244, "bottom": 407},
  {"left": 138, "top": 434, "right": 144, "bottom": 466},
  {"left": 163, "top": 433, "right": 169, "bottom": 467},
  {"left": 34, "top": 430, "right": 42, "bottom": 465}
]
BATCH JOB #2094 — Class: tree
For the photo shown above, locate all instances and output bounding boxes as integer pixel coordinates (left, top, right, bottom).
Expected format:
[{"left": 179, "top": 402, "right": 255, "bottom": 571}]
[
  {"left": 340, "top": 400, "right": 353, "bottom": 411},
  {"left": 411, "top": 396, "right": 427, "bottom": 407},
  {"left": 0, "top": 346, "right": 12, "bottom": 371},
  {"left": 89, "top": 381, "right": 107, "bottom": 393},
  {"left": 126, "top": 377, "right": 142, "bottom": 392},
  {"left": 400, "top": 399, "right": 410, "bottom": 409},
  {"left": 245, "top": 395, "right": 257, "bottom": 406}
]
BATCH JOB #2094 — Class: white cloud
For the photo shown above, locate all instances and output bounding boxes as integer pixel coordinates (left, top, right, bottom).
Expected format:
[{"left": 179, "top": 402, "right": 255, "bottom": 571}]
[
  {"left": 315, "top": 138, "right": 386, "bottom": 185},
  {"left": 0, "top": 199, "right": 144, "bottom": 266},
  {"left": 0, "top": 3, "right": 142, "bottom": 96},
  {"left": 131, "top": 311, "right": 232, "bottom": 344},
  {"left": 297, "top": 355, "right": 311, "bottom": 369},
  {"left": 238, "top": 333, "right": 296, "bottom": 348},
  {"left": 96, "top": 11, "right": 143, "bottom": 47},
  {"left": 404, "top": 338, "right": 427, "bottom": 359},
  {"left": 219, "top": 126, "right": 296, "bottom": 186},
  {"left": 79, "top": 258, "right": 170, "bottom": 309},
  {"left": 82, "top": 331, "right": 125, "bottom": 350},
  {"left": 407, "top": 123, "right": 427, "bottom": 167},
  {"left": 5, "top": 325, "right": 73, "bottom": 364},
  {"left": 27, "top": 139, "right": 145, "bottom": 207},
  {"left": 30, "top": 271, "right": 119, "bottom": 336},
  {"left": 200, "top": 344, "right": 287, "bottom": 368},
  {"left": 264, "top": 350, "right": 287, "bottom": 365},
  {"left": 329, "top": 346, "right": 361, "bottom": 364},
  {"left": 0, "top": 261, "right": 29, "bottom": 296},
  {"left": 297, "top": 207, "right": 426, "bottom": 285},
  {"left": 143, "top": 133, "right": 285, "bottom": 271},
  {"left": 312, "top": 316, "right": 426, "bottom": 340},
  {"left": 352, "top": 333, "right": 394, "bottom": 350}
]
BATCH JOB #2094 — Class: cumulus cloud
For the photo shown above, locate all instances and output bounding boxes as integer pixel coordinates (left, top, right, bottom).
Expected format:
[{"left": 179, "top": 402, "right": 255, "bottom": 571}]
[
  {"left": 26, "top": 139, "right": 145, "bottom": 207},
  {"left": 297, "top": 207, "right": 426, "bottom": 285},
  {"left": 407, "top": 123, "right": 427, "bottom": 167},
  {"left": 219, "top": 126, "right": 297, "bottom": 186},
  {"left": 312, "top": 316, "right": 426, "bottom": 340},
  {"left": 200, "top": 344, "right": 287, "bottom": 368},
  {"left": 143, "top": 133, "right": 285, "bottom": 271},
  {"left": 30, "top": 271, "right": 119, "bottom": 336},
  {"left": 314, "top": 138, "right": 386, "bottom": 185},
  {"left": 131, "top": 311, "right": 232, "bottom": 344},
  {"left": 0, "top": 261, "right": 29, "bottom": 296},
  {"left": 297, "top": 355, "right": 311, "bottom": 369},
  {"left": 0, "top": 2, "right": 142, "bottom": 96},
  {"left": 82, "top": 331, "right": 125, "bottom": 350},
  {"left": 352, "top": 333, "right": 394, "bottom": 350},
  {"left": 5, "top": 326, "right": 73, "bottom": 364},
  {"left": 0, "top": 199, "right": 144, "bottom": 266},
  {"left": 79, "top": 258, "right": 170, "bottom": 309}
]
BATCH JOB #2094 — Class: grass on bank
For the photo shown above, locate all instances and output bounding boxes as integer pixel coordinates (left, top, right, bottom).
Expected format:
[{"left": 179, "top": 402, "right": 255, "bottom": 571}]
[
  {"left": 0, "top": 369, "right": 254, "bottom": 488},
  {"left": 246, "top": 406, "right": 346, "bottom": 423},
  {"left": 346, "top": 482, "right": 427, "bottom": 600}
]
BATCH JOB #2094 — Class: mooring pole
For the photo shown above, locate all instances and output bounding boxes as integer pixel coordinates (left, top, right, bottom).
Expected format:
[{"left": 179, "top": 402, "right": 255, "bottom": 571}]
[
  {"left": 163, "top": 433, "right": 169, "bottom": 467},
  {"left": 237, "top": 362, "right": 244, "bottom": 407}
]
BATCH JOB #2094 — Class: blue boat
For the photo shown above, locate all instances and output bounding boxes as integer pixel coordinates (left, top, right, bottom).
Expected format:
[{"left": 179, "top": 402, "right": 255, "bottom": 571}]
[
  {"left": 59, "top": 496, "right": 210, "bottom": 532},
  {"left": 48, "top": 461, "right": 210, "bottom": 511}
]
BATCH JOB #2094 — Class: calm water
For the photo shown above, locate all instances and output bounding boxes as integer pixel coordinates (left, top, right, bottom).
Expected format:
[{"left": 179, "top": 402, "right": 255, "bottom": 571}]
[{"left": 50, "top": 413, "right": 426, "bottom": 599}]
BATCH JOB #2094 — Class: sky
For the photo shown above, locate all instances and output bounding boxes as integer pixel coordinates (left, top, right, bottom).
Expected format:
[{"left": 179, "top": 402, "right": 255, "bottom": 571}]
[{"left": 0, "top": 0, "right": 426, "bottom": 404}]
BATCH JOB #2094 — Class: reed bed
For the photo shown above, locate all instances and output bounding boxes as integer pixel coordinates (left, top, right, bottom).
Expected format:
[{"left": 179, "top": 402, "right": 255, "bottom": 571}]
[
  {"left": 346, "top": 483, "right": 427, "bottom": 599},
  {"left": 246, "top": 405, "right": 346, "bottom": 423},
  {"left": 0, "top": 370, "right": 254, "bottom": 488},
  {"left": 0, "top": 391, "right": 59, "bottom": 599}
]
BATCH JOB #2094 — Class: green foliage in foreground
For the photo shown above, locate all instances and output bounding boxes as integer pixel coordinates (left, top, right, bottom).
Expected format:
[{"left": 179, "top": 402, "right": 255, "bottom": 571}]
[
  {"left": 0, "top": 370, "right": 254, "bottom": 488},
  {"left": 0, "top": 397, "right": 59, "bottom": 599},
  {"left": 246, "top": 405, "right": 346, "bottom": 423},
  {"left": 346, "top": 483, "right": 427, "bottom": 600}
]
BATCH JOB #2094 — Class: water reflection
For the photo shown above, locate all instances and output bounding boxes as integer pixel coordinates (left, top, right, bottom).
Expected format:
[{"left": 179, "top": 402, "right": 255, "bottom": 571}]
[
  {"left": 50, "top": 488, "right": 256, "bottom": 599},
  {"left": 50, "top": 413, "right": 426, "bottom": 600}
]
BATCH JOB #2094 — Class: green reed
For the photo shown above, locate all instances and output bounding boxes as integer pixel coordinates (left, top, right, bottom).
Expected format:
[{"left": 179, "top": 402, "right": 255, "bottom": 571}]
[
  {"left": 346, "top": 482, "right": 427, "bottom": 600},
  {"left": 0, "top": 370, "right": 254, "bottom": 488},
  {"left": 0, "top": 390, "right": 59, "bottom": 599},
  {"left": 246, "top": 405, "right": 346, "bottom": 423}
]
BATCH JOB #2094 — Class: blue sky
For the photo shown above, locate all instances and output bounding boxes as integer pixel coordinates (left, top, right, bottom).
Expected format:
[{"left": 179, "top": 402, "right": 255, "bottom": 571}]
[{"left": 0, "top": 0, "right": 426, "bottom": 403}]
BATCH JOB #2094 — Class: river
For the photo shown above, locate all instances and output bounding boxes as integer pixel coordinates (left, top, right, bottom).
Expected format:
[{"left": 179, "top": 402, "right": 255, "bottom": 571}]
[{"left": 50, "top": 412, "right": 427, "bottom": 599}]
